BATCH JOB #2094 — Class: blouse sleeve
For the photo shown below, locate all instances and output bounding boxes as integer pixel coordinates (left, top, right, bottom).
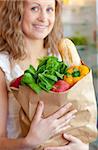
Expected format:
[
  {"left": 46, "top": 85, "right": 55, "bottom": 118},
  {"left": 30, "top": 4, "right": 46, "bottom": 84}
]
[
  {"left": 0, "top": 51, "right": 12, "bottom": 82},
  {"left": 0, "top": 51, "right": 24, "bottom": 83}
]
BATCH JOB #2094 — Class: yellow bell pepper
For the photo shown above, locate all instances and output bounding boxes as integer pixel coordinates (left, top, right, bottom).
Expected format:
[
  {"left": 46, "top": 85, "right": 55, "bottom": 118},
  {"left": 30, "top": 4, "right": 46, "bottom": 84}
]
[
  {"left": 64, "top": 65, "right": 89, "bottom": 86},
  {"left": 64, "top": 75, "right": 74, "bottom": 86},
  {"left": 66, "top": 66, "right": 79, "bottom": 74},
  {"left": 73, "top": 76, "right": 83, "bottom": 84},
  {"left": 79, "top": 65, "right": 89, "bottom": 76}
]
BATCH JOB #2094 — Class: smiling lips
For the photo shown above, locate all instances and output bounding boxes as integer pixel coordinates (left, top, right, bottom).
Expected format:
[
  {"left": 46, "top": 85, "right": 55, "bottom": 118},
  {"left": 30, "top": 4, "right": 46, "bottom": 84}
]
[{"left": 33, "top": 24, "right": 48, "bottom": 30}]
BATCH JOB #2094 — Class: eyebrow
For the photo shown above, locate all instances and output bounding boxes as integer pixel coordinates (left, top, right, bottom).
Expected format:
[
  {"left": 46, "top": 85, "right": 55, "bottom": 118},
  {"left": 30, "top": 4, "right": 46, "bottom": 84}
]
[
  {"left": 28, "top": 1, "right": 54, "bottom": 7},
  {"left": 30, "top": 2, "right": 39, "bottom": 5}
]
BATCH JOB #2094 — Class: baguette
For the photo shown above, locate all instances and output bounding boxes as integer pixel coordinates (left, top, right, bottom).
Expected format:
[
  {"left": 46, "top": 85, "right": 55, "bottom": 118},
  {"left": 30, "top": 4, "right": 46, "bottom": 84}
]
[{"left": 58, "top": 38, "right": 81, "bottom": 66}]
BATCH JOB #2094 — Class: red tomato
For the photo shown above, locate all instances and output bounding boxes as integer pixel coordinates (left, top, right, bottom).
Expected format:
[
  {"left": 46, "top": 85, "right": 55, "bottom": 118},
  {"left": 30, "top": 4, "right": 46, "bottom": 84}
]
[
  {"left": 51, "top": 80, "right": 71, "bottom": 92},
  {"left": 10, "top": 75, "right": 23, "bottom": 88}
]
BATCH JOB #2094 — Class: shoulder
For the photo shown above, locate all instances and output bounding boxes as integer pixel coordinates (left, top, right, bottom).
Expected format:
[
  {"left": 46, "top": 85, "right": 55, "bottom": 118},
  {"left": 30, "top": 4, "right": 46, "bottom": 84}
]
[
  {"left": 0, "top": 51, "right": 12, "bottom": 81},
  {"left": 0, "top": 51, "right": 10, "bottom": 64},
  {"left": 0, "top": 51, "right": 24, "bottom": 83},
  {"left": 0, "top": 51, "right": 11, "bottom": 69}
]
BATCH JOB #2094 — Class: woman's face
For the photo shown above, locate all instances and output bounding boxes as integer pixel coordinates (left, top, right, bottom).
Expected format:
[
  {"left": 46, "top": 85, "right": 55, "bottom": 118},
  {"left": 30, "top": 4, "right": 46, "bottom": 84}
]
[{"left": 22, "top": 0, "right": 55, "bottom": 40}]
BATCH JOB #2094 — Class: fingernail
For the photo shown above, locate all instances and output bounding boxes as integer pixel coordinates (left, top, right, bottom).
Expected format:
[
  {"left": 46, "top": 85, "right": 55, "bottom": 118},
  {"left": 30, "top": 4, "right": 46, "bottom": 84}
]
[
  {"left": 72, "top": 109, "right": 77, "bottom": 113},
  {"left": 63, "top": 133, "right": 68, "bottom": 138},
  {"left": 45, "top": 148, "right": 49, "bottom": 150},
  {"left": 39, "top": 101, "right": 43, "bottom": 105},
  {"left": 74, "top": 109, "right": 77, "bottom": 113},
  {"left": 67, "top": 103, "right": 72, "bottom": 107},
  {"left": 71, "top": 115, "right": 76, "bottom": 120}
]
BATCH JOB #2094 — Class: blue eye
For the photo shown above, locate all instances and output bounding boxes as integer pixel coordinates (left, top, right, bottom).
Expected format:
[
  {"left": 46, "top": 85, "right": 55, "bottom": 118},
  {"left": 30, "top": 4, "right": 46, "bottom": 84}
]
[
  {"left": 47, "top": 7, "right": 54, "bottom": 13},
  {"left": 31, "top": 6, "right": 39, "bottom": 12}
]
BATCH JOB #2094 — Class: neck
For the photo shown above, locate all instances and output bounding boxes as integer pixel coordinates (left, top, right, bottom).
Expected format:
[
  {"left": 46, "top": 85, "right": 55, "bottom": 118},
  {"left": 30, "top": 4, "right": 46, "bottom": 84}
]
[{"left": 24, "top": 37, "right": 44, "bottom": 56}]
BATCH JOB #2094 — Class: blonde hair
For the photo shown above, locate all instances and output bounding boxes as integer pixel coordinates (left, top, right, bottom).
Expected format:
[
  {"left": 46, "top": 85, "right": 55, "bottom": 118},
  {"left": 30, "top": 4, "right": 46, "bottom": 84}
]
[
  {"left": 0, "top": 0, "right": 63, "bottom": 60},
  {"left": 44, "top": 0, "right": 63, "bottom": 55}
]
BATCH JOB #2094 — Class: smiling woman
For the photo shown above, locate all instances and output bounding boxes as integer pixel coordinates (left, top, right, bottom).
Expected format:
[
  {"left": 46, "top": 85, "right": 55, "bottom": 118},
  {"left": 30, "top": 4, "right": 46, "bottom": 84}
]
[
  {"left": 0, "top": 0, "right": 89, "bottom": 150},
  {"left": 22, "top": 0, "right": 56, "bottom": 40},
  {"left": 0, "top": 0, "right": 63, "bottom": 60}
]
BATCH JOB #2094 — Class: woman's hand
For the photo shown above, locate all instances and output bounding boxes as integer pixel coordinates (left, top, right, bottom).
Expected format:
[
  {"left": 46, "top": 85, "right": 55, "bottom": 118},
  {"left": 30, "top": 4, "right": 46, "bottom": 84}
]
[
  {"left": 25, "top": 101, "right": 76, "bottom": 148},
  {"left": 45, "top": 134, "right": 89, "bottom": 150}
]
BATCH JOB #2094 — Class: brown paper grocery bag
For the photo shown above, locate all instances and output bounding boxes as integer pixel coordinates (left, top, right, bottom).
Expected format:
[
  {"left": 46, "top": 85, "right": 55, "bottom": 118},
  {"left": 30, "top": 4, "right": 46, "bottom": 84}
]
[{"left": 11, "top": 70, "right": 98, "bottom": 149}]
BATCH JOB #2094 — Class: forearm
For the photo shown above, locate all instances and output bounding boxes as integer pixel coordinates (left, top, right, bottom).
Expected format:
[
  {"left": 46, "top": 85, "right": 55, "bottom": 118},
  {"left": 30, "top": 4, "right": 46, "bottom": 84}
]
[{"left": 0, "top": 137, "right": 35, "bottom": 150}]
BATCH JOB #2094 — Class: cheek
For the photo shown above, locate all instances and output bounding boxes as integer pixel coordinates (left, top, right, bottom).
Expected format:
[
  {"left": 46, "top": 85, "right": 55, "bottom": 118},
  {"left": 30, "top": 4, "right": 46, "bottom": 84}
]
[
  {"left": 21, "top": 14, "right": 32, "bottom": 32},
  {"left": 50, "top": 15, "right": 55, "bottom": 28},
  {"left": 22, "top": 10, "right": 32, "bottom": 26},
  {"left": 21, "top": 17, "right": 27, "bottom": 32},
  {"left": 21, "top": 18, "right": 30, "bottom": 36},
  {"left": 21, "top": 15, "right": 27, "bottom": 30}
]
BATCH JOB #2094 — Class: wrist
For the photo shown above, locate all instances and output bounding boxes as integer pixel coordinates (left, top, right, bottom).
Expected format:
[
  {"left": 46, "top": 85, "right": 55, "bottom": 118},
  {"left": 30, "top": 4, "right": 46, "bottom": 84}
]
[{"left": 24, "top": 135, "right": 40, "bottom": 149}]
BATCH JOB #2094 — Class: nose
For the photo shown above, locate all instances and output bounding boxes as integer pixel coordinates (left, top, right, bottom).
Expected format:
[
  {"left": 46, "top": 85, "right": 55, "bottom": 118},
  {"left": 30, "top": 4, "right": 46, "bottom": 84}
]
[{"left": 38, "top": 10, "right": 47, "bottom": 22}]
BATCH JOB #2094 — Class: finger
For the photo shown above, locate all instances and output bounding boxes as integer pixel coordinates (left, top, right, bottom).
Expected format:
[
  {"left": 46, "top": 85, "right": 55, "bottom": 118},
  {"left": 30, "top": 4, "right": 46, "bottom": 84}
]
[
  {"left": 57, "top": 115, "right": 75, "bottom": 129},
  {"left": 33, "top": 101, "right": 44, "bottom": 122},
  {"left": 49, "top": 103, "right": 72, "bottom": 120},
  {"left": 51, "top": 116, "right": 74, "bottom": 136},
  {"left": 44, "top": 145, "right": 68, "bottom": 150},
  {"left": 53, "top": 125, "right": 71, "bottom": 135},
  {"left": 63, "top": 134, "right": 81, "bottom": 143},
  {"left": 52, "top": 116, "right": 75, "bottom": 135},
  {"left": 48, "top": 116, "right": 73, "bottom": 137},
  {"left": 58, "top": 109, "right": 77, "bottom": 124}
]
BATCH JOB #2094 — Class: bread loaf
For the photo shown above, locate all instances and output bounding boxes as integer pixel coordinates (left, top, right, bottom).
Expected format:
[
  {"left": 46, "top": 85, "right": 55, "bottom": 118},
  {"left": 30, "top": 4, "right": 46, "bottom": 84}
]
[{"left": 58, "top": 38, "right": 81, "bottom": 66}]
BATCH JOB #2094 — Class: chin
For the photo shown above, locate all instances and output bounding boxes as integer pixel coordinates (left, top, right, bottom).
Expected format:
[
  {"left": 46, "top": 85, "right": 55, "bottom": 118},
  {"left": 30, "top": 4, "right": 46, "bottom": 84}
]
[
  {"left": 32, "top": 29, "right": 52, "bottom": 39},
  {"left": 32, "top": 33, "right": 48, "bottom": 40}
]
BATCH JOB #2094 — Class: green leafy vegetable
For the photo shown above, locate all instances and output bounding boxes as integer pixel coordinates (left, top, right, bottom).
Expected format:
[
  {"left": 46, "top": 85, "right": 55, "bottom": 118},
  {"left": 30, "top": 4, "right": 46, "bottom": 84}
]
[{"left": 21, "top": 56, "right": 68, "bottom": 94}]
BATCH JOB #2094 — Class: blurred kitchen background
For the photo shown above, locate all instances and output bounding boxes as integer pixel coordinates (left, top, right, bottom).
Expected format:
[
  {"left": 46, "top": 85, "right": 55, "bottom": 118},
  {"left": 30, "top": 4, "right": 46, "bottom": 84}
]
[{"left": 61, "top": 0, "right": 98, "bottom": 149}]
